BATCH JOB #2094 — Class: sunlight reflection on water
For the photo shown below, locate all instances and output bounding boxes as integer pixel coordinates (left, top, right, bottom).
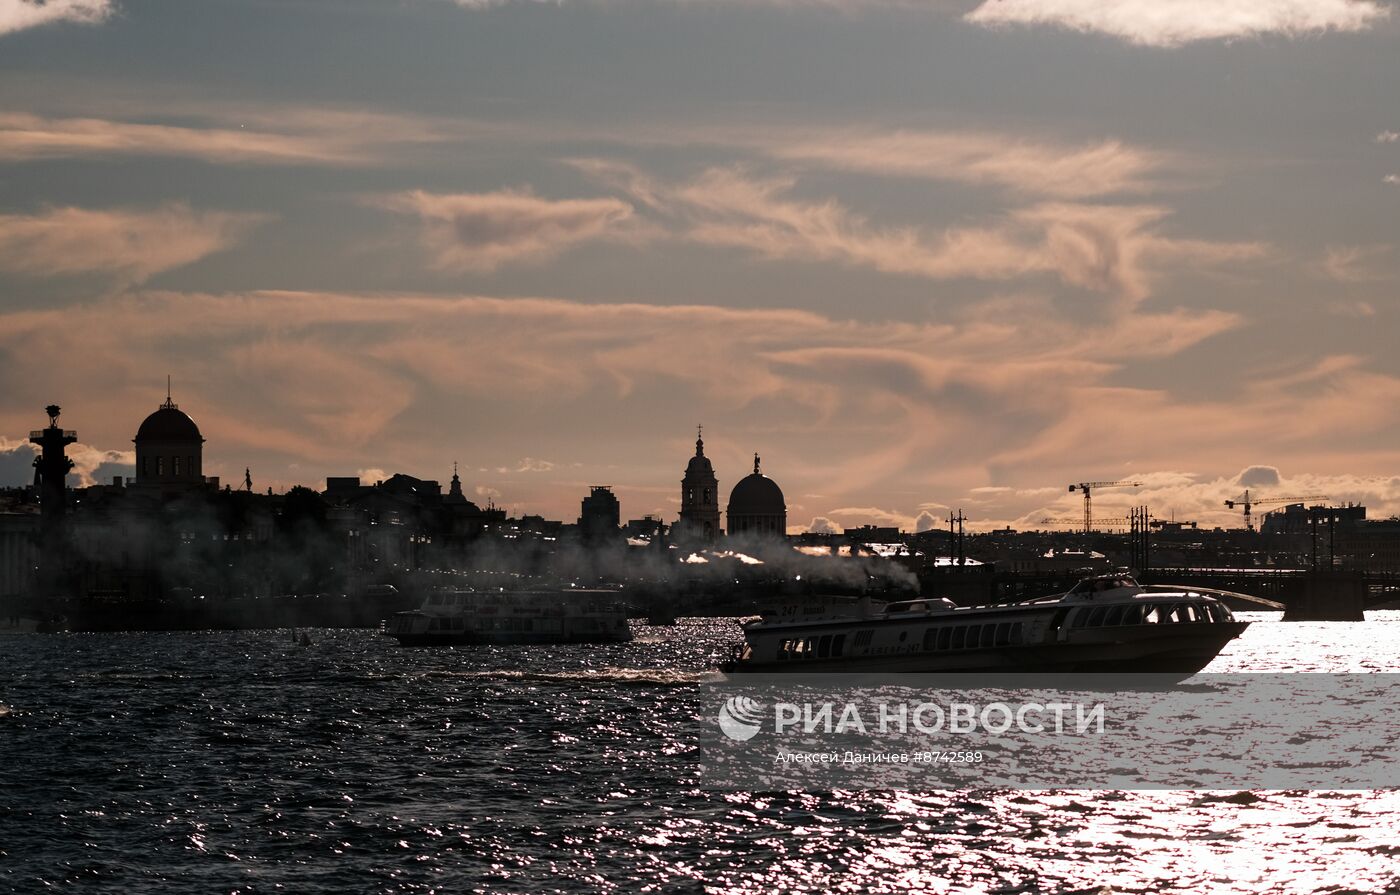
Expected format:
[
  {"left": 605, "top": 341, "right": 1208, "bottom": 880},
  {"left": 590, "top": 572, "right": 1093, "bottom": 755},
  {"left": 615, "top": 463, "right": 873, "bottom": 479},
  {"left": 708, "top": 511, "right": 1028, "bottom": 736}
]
[{"left": 2, "top": 613, "right": 1399, "bottom": 893}]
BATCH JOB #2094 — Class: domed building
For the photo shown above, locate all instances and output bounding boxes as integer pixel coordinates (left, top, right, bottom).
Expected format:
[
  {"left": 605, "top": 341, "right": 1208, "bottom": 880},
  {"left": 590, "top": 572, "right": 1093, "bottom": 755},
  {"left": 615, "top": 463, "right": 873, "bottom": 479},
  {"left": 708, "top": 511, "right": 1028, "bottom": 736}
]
[
  {"left": 677, "top": 427, "right": 721, "bottom": 542},
  {"left": 726, "top": 453, "right": 786, "bottom": 538},
  {"left": 133, "top": 388, "right": 205, "bottom": 493}
]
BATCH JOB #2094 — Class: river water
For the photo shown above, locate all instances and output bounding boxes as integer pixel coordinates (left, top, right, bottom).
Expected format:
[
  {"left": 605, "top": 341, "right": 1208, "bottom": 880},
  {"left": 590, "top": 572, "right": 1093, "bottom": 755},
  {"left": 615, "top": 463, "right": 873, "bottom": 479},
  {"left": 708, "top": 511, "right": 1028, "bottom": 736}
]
[{"left": 4, "top": 613, "right": 1400, "bottom": 893}]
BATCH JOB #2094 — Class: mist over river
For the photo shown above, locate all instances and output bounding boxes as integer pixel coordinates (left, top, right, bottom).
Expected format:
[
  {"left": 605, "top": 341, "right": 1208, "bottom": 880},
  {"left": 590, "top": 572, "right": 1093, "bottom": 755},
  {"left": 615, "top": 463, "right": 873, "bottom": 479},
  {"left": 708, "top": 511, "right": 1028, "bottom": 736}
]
[{"left": 5, "top": 613, "right": 1400, "bottom": 893}]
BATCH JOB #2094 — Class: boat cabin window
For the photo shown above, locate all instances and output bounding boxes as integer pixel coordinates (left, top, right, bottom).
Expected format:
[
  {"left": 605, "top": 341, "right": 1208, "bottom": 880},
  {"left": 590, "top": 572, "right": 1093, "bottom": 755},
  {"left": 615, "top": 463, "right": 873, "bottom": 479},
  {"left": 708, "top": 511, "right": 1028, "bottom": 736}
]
[
  {"left": 937, "top": 627, "right": 952, "bottom": 650},
  {"left": 853, "top": 630, "right": 874, "bottom": 648},
  {"left": 980, "top": 626, "right": 996, "bottom": 648},
  {"left": 831, "top": 634, "right": 846, "bottom": 657},
  {"left": 817, "top": 634, "right": 832, "bottom": 658}
]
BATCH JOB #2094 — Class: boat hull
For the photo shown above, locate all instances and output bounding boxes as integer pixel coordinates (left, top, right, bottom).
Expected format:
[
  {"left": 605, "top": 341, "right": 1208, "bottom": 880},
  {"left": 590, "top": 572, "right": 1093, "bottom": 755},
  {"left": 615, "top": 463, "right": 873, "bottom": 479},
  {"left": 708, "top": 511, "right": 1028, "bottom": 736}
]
[{"left": 724, "top": 621, "right": 1248, "bottom": 676}]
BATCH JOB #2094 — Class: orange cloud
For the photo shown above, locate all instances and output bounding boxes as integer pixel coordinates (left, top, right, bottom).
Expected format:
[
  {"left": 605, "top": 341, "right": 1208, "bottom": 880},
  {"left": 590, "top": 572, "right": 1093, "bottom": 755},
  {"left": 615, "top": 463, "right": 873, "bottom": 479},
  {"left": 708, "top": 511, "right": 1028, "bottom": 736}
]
[
  {"left": 373, "top": 189, "right": 636, "bottom": 272},
  {"left": 5, "top": 289, "right": 1396, "bottom": 526},
  {"left": 767, "top": 130, "right": 1176, "bottom": 198},
  {"left": 1319, "top": 244, "right": 1393, "bottom": 283},
  {"left": 589, "top": 165, "right": 1266, "bottom": 300},
  {"left": 0, "top": 203, "right": 265, "bottom": 282},
  {"left": 0, "top": 109, "right": 455, "bottom": 166},
  {"left": 0, "top": 288, "right": 1245, "bottom": 507}
]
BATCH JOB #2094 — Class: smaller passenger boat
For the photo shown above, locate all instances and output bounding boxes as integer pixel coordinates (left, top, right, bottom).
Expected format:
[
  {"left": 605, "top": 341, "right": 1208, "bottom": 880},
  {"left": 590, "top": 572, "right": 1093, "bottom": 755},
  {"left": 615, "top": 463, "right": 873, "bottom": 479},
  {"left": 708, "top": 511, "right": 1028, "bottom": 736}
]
[{"left": 384, "top": 589, "right": 633, "bottom": 646}]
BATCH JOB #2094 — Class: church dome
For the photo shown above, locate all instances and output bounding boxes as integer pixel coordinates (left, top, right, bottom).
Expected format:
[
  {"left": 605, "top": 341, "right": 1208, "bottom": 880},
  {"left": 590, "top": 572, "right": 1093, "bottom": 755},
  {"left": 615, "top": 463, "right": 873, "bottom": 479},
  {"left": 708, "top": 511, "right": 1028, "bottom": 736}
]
[
  {"left": 728, "top": 470, "right": 785, "bottom": 516},
  {"left": 135, "top": 403, "right": 203, "bottom": 443},
  {"left": 686, "top": 452, "right": 714, "bottom": 475},
  {"left": 684, "top": 431, "right": 714, "bottom": 477}
]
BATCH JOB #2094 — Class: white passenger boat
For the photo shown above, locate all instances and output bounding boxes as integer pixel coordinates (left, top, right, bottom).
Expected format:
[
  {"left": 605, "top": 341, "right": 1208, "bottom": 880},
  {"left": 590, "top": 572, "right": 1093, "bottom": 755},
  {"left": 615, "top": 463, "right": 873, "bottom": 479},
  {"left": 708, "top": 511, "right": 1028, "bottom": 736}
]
[
  {"left": 721, "top": 575, "right": 1248, "bottom": 674},
  {"left": 384, "top": 589, "right": 633, "bottom": 646}
]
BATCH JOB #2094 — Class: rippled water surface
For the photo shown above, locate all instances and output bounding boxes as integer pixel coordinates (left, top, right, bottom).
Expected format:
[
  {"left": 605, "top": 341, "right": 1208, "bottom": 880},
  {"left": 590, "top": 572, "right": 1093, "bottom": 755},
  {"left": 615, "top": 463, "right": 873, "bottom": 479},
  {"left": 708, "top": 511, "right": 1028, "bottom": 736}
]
[{"left": 4, "top": 613, "right": 1400, "bottom": 893}]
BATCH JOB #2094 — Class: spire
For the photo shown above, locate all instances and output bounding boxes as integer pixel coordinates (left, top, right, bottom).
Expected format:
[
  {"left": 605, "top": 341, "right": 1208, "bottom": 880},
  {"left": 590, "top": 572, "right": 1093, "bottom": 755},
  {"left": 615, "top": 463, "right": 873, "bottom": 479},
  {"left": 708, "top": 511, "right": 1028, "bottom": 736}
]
[
  {"left": 161, "top": 374, "right": 176, "bottom": 410},
  {"left": 753, "top": 452, "right": 761, "bottom": 475},
  {"left": 695, "top": 423, "right": 704, "bottom": 456},
  {"left": 448, "top": 461, "right": 465, "bottom": 501}
]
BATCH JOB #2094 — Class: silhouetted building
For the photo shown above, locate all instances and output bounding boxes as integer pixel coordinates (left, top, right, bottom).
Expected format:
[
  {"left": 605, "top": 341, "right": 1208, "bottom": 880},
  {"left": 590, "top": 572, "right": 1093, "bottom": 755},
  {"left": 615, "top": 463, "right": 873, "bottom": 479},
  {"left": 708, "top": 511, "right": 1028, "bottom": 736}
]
[
  {"left": 1338, "top": 518, "right": 1400, "bottom": 573},
  {"left": 678, "top": 427, "right": 721, "bottom": 541},
  {"left": 439, "top": 464, "right": 501, "bottom": 545},
  {"left": 444, "top": 463, "right": 469, "bottom": 505},
  {"left": 846, "top": 525, "right": 902, "bottom": 544},
  {"left": 0, "top": 512, "right": 38, "bottom": 606},
  {"left": 132, "top": 387, "right": 205, "bottom": 495},
  {"left": 579, "top": 486, "right": 621, "bottom": 543},
  {"left": 727, "top": 453, "right": 786, "bottom": 538},
  {"left": 625, "top": 516, "right": 665, "bottom": 541},
  {"left": 1260, "top": 502, "right": 1365, "bottom": 536}
]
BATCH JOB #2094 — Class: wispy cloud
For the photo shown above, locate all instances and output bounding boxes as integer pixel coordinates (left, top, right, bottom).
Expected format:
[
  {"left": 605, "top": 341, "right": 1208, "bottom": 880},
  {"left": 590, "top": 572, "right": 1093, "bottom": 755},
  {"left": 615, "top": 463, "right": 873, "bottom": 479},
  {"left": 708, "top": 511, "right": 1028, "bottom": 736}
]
[
  {"left": 583, "top": 163, "right": 1266, "bottom": 300},
  {"left": 766, "top": 130, "right": 1176, "bottom": 198},
  {"left": 1377, "top": 131, "right": 1400, "bottom": 143},
  {"left": 1329, "top": 300, "right": 1377, "bottom": 318},
  {"left": 0, "top": 203, "right": 265, "bottom": 282},
  {"left": 0, "top": 288, "right": 1245, "bottom": 505},
  {"left": 964, "top": 0, "right": 1389, "bottom": 47},
  {"left": 373, "top": 189, "right": 635, "bottom": 272},
  {"left": 1320, "top": 244, "right": 1392, "bottom": 282},
  {"left": 0, "top": 109, "right": 455, "bottom": 166},
  {"left": 0, "top": 0, "right": 111, "bottom": 37},
  {"left": 12, "top": 288, "right": 1400, "bottom": 525}
]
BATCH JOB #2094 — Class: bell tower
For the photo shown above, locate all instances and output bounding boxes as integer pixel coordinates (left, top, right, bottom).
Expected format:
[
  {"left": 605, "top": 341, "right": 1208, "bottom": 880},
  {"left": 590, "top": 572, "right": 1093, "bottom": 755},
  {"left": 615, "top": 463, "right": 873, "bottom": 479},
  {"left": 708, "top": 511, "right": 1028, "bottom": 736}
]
[{"left": 679, "top": 425, "right": 721, "bottom": 542}]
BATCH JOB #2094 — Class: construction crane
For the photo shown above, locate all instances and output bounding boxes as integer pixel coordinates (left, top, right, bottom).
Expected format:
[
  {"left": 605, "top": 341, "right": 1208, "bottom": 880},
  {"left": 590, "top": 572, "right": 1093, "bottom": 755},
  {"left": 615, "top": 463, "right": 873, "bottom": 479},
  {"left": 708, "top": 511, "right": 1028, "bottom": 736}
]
[
  {"left": 1041, "top": 516, "right": 1133, "bottom": 532},
  {"left": 1068, "top": 480, "right": 1141, "bottom": 534},
  {"left": 1224, "top": 490, "right": 1330, "bottom": 533}
]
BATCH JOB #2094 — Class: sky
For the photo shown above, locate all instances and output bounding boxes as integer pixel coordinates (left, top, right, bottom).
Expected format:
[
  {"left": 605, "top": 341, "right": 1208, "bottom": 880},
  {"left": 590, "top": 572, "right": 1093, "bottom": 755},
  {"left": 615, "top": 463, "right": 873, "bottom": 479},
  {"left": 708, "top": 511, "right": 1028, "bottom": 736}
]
[{"left": 1, "top": 0, "right": 1398, "bottom": 533}]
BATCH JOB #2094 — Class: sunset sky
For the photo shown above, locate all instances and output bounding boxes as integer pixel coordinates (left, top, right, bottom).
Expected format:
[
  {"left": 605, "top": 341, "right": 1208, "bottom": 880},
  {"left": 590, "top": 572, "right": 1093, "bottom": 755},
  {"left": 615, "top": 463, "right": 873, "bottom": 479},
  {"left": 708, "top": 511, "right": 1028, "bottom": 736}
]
[{"left": 2, "top": 0, "right": 1398, "bottom": 532}]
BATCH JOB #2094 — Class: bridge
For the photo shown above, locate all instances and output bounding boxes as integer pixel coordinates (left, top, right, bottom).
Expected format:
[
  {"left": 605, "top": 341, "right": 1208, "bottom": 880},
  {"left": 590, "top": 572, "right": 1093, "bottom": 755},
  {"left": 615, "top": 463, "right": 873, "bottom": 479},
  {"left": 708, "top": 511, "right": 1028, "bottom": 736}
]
[{"left": 919, "top": 565, "right": 1400, "bottom": 621}]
